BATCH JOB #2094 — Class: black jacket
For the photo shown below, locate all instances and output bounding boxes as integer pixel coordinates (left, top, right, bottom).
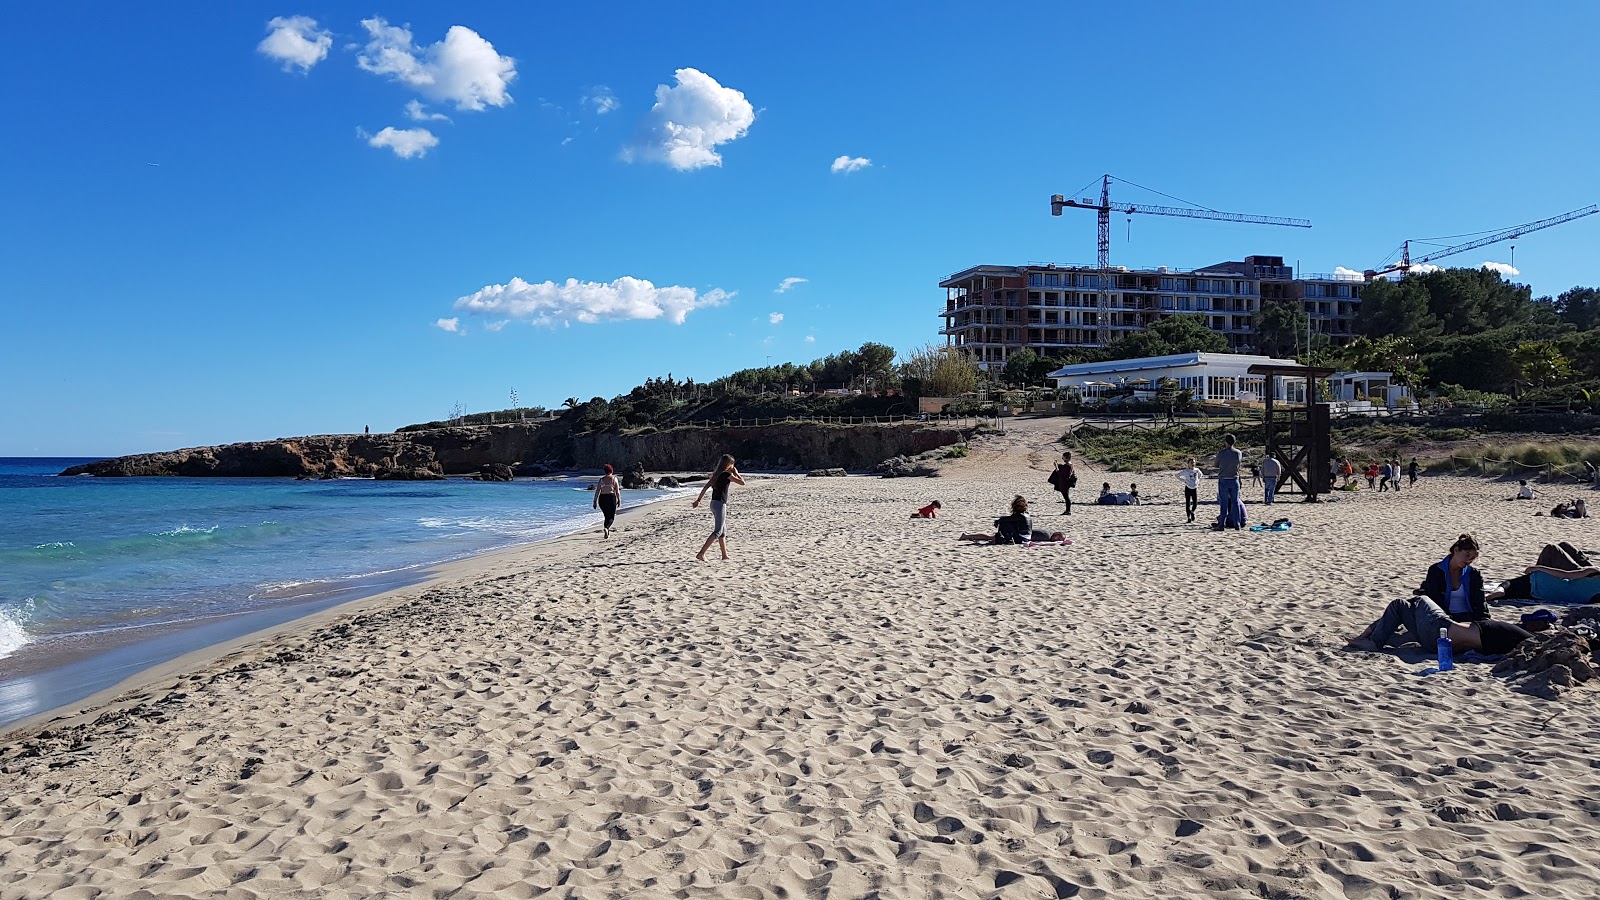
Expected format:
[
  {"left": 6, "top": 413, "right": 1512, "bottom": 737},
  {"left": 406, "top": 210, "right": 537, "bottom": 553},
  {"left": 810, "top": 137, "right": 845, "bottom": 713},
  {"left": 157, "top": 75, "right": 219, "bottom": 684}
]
[{"left": 1416, "top": 557, "right": 1487, "bottom": 622}]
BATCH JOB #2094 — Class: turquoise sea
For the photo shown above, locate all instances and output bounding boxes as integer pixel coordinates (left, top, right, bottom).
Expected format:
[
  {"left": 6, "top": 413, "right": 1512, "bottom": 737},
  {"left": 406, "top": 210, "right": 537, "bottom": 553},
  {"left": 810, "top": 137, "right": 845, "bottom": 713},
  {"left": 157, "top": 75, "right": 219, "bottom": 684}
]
[{"left": 0, "top": 458, "right": 663, "bottom": 730}]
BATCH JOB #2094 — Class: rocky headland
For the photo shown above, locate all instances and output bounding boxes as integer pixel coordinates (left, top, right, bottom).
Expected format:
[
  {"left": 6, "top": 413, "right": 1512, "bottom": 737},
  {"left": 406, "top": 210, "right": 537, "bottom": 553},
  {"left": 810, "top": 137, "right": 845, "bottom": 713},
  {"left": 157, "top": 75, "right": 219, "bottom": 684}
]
[{"left": 59, "top": 422, "right": 968, "bottom": 478}]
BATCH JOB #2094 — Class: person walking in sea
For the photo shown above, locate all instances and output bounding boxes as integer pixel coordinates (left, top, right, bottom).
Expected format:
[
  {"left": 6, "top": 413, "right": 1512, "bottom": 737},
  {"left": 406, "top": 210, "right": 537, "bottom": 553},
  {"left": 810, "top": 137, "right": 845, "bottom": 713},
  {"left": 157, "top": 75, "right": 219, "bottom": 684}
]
[
  {"left": 593, "top": 463, "right": 621, "bottom": 538},
  {"left": 1214, "top": 434, "right": 1243, "bottom": 530},
  {"left": 1177, "top": 457, "right": 1202, "bottom": 523},
  {"left": 692, "top": 454, "right": 746, "bottom": 561},
  {"left": 1049, "top": 451, "right": 1077, "bottom": 515}
]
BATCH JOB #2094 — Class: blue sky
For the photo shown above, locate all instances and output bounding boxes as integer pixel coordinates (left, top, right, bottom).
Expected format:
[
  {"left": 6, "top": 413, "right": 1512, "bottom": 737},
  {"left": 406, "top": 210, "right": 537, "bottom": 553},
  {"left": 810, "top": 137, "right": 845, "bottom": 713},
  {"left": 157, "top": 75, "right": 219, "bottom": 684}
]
[{"left": 3, "top": 1, "right": 1597, "bottom": 456}]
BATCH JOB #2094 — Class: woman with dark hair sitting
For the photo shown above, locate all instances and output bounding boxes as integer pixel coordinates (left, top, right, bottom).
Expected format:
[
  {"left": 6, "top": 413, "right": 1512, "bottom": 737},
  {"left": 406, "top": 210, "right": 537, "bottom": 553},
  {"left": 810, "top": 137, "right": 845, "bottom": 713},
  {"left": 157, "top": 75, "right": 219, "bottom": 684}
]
[
  {"left": 960, "top": 495, "right": 1040, "bottom": 544},
  {"left": 1415, "top": 534, "right": 1488, "bottom": 623}
]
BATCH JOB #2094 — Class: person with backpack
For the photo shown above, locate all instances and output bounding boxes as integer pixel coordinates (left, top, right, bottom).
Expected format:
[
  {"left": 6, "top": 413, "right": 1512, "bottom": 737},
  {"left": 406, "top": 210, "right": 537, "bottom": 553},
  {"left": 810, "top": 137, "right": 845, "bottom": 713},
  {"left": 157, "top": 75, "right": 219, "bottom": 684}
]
[{"left": 1048, "top": 451, "right": 1077, "bottom": 515}]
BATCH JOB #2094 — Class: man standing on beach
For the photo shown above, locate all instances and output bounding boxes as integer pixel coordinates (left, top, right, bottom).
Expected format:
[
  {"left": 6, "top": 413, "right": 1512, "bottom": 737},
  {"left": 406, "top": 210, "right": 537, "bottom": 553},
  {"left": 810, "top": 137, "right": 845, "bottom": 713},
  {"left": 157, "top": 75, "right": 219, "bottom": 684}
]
[
  {"left": 1260, "top": 453, "right": 1282, "bottom": 505},
  {"left": 1214, "top": 433, "right": 1243, "bottom": 529}
]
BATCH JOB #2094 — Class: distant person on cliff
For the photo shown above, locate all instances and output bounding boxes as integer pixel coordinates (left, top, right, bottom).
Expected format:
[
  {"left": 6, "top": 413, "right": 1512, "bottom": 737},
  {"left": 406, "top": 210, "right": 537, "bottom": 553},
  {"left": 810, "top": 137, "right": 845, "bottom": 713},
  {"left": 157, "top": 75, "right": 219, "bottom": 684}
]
[
  {"left": 692, "top": 454, "right": 745, "bottom": 561},
  {"left": 593, "top": 464, "right": 621, "bottom": 538},
  {"left": 1048, "top": 451, "right": 1077, "bottom": 515}
]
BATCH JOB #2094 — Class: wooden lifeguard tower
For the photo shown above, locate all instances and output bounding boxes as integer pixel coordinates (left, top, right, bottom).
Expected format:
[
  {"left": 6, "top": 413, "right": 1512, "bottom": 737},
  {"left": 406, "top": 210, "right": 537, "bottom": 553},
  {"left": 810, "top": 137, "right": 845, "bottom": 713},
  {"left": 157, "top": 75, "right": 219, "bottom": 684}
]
[{"left": 1247, "top": 362, "right": 1336, "bottom": 501}]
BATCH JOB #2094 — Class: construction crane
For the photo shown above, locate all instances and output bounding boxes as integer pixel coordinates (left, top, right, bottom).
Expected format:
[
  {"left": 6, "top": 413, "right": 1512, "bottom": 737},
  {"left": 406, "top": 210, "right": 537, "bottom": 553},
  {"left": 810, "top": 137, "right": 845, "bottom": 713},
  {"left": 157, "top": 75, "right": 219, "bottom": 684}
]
[
  {"left": 1364, "top": 204, "right": 1600, "bottom": 279},
  {"left": 1050, "top": 174, "right": 1312, "bottom": 344}
]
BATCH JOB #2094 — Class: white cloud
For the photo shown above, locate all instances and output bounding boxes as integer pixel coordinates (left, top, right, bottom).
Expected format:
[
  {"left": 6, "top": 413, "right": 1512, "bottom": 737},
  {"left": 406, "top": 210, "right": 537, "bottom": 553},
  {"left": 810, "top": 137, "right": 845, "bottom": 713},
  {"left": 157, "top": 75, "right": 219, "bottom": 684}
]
[
  {"left": 831, "top": 155, "right": 871, "bottom": 174},
  {"left": 775, "top": 276, "right": 808, "bottom": 293},
  {"left": 1408, "top": 264, "right": 1442, "bottom": 275},
  {"left": 769, "top": 312, "right": 784, "bottom": 324},
  {"left": 435, "top": 317, "right": 461, "bottom": 333},
  {"left": 483, "top": 320, "right": 508, "bottom": 332},
  {"left": 258, "top": 16, "right": 332, "bottom": 73},
  {"left": 361, "top": 126, "right": 439, "bottom": 159},
  {"left": 623, "top": 68, "right": 755, "bottom": 170},
  {"left": 453, "top": 276, "right": 731, "bottom": 326},
  {"left": 1333, "top": 266, "right": 1366, "bottom": 279},
  {"left": 357, "top": 18, "right": 516, "bottom": 111},
  {"left": 805, "top": 335, "right": 816, "bottom": 343},
  {"left": 405, "top": 99, "right": 450, "bottom": 122},
  {"left": 583, "top": 86, "right": 619, "bottom": 115},
  {"left": 1482, "top": 261, "right": 1520, "bottom": 277}
]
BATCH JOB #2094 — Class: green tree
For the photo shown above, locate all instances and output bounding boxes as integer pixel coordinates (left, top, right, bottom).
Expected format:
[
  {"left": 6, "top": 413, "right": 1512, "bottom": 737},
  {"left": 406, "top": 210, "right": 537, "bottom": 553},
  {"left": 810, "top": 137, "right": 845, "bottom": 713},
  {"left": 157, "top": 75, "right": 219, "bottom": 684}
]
[
  {"left": 856, "top": 342, "right": 897, "bottom": 384},
  {"left": 1002, "top": 348, "right": 1040, "bottom": 386},
  {"left": 1510, "top": 341, "right": 1574, "bottom": 390},
  {"left": 1554, "top": 286, "right": 1600, "bottom": 331},
  {"left": 1353, "top": 278, "right": 1439, "bottom": 339},
  {"left": 1330, "top": 336, "right": 1427, "bottom": 389},
  {"left": 1147, "top": 314, "right": 1229, "bottom": 354},
  {"left": 1254, "top": 300, "right": 1313, "bottom": 359},
  {"left": 926, "top": 348, "right": 980, "bottom": 397}
]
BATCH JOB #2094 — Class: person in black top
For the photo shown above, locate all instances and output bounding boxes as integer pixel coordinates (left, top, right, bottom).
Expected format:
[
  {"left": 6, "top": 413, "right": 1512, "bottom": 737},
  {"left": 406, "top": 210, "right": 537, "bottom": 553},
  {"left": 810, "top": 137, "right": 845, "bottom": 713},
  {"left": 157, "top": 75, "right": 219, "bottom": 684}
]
[
  {"left": 1049, "top": 451, "right": 1076, "bottom": 515},
  {"left": 960, "top": 495, "right": 1034, "bottom": 544},
  {"left": 1415, "top": 534, "right": 1488, "bottom": 623},
  {"left": 692, "top": 454, "right": 746, "bottom": 561}
]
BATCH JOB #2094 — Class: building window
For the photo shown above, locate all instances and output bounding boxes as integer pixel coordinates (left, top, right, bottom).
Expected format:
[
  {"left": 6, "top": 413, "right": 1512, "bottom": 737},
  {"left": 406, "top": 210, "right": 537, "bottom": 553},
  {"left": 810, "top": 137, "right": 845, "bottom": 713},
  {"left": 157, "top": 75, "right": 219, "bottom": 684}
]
[
  {"left": 1160, "top": 295, "right": 1175, "bottom": 309},
  {"left": 1160, "top": 277, "right": 1174, "bottom": 290},
  {"left": 1029, "top": 292, "right": 1042, "bottom": 302},
  {"left": 1028, "top": 274, "right": 1042, "bottom": 287},
  {"left": 1044, "top": 274, "right": 1062, "bottom": 287},
  {"left": 1196, "top": 279, "right": 1210, "bottom": 292}
]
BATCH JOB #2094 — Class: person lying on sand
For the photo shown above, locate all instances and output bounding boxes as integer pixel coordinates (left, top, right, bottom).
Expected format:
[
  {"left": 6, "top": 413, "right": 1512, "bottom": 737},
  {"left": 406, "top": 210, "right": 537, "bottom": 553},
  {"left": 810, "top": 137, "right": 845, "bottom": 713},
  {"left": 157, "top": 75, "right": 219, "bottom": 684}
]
[
  {"left": 1347, "top": 595, "right": 1533, "bottom": 657},
  {"left": 959, "top": 495, "right": 1034, "bottom": 544},
  {"left": 1489, "top": 542, "right": 1600, "bottom": 605}
]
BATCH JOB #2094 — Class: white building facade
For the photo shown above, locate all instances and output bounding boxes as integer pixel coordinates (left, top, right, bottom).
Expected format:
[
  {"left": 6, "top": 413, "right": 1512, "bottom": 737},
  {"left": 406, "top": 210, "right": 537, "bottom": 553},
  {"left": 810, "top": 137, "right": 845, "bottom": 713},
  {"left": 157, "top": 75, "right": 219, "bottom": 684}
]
[{"left": 1047, "top": 352, "right": 1309, "bottom": 404}]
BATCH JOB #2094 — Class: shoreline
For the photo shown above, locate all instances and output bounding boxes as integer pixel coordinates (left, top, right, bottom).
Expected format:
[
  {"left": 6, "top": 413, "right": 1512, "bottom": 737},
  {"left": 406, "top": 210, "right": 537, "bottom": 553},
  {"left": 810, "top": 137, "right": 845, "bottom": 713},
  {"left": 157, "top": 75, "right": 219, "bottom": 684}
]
[{"left": 0, "top": 483, "right": 687, "bottom": 739}]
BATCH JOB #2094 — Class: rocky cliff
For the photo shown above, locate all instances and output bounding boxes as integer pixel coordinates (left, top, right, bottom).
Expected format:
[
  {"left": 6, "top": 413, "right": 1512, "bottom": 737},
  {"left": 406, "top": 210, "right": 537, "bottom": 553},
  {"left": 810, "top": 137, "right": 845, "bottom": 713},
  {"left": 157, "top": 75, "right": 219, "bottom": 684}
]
[{"left": 59, "top": 422, "right": 965, "bottom": 478}]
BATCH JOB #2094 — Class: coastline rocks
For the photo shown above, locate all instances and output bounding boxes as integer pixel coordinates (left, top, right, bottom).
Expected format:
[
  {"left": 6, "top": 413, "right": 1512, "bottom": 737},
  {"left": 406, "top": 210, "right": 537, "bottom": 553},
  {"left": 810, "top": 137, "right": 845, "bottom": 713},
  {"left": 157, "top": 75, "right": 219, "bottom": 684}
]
[
  {"left": 476, "top": 463, "right": 515, "bottom": 482},
  {"left": 874, "top": 455, "right": 939, "bottom": 478},
  {"left": 620, "top": 464, "right": 654, "bottom": 490},
  {"left": 807, "top": 468, "right": 849, "bottom": 477},
  {"left": 656, "top": 475, "right": 681, "bottom": 488},
  {"left": 373, "top": 467, "right": 444, "bottom": 481},
  {"left": 514, "top": 461, "right": 557, "bottom": 477}
]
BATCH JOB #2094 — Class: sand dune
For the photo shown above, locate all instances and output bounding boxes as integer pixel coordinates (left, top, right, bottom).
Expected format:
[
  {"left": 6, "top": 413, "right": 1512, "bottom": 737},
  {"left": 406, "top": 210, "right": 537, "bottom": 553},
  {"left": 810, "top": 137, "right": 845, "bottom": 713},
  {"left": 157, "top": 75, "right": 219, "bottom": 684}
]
[{"left": 3, "top": 418, "right": 1598, "bottom": 899}]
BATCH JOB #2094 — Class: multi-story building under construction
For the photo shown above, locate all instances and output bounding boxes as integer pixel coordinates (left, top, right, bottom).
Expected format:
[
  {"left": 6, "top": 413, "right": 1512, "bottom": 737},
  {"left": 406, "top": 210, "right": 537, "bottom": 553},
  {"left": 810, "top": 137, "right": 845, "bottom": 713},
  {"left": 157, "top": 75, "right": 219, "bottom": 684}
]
[{"left": 938, "top": 254, "right": 1363, "bottom": 369}]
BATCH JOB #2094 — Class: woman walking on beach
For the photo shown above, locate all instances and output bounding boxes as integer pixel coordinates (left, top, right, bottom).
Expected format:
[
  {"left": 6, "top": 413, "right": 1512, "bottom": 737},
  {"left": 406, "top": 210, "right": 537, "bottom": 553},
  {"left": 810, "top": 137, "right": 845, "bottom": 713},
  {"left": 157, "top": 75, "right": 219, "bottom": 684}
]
[
  {"left": 1049, "top": 451, "right": 1076, "bottom": 514},
  {"left": 692, "top": 454, "right": 745, "bottom": 561},
  {"left": 593, "top": 464, "right": 621, "bottom": 538},
  {"left": 1177, "top": 457, "right": 1202, "bottom": 523}
]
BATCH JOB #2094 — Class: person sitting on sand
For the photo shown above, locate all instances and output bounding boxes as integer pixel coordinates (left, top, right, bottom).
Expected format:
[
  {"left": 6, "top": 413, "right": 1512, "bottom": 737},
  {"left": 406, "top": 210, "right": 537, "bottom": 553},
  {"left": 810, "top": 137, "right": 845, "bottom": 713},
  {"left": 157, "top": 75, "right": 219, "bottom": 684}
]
[
  {"left": 1515, "top": 480, "right": 1535, "bottom": 500},
  {"left": 1415, "top": 534, "right": 1488, "bottom": 623},
  {"left": 1098, "top": 482, "right": 1113, "bottom": 502},
  {"left": 959, "top": 495, "right": 1033, "bottom": 544},
  {"left": 1129, "top": 483, "right": 1141, "bottom": 504},
  {"left": 1346, "top": 595, "right": 1533, "bottom": 658},
  {"left": 911, "top": 501, "right": 942, "bottom": 519}
]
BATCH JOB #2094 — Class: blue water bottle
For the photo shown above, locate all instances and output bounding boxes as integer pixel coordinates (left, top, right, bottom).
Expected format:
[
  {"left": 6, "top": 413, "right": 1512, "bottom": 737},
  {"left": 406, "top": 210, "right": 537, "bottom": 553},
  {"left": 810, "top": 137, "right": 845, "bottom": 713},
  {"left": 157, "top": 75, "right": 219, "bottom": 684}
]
[{"left": 1437, "top": 627, "right": 1454, "bottom": 672}]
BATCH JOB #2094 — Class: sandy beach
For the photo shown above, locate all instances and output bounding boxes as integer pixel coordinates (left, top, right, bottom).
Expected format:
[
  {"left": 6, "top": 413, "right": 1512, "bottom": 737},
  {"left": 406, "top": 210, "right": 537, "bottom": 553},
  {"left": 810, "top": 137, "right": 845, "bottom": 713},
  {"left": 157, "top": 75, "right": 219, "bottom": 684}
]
[{"left": 3, "top": 418, "right": 1598, "bottom": 899}]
